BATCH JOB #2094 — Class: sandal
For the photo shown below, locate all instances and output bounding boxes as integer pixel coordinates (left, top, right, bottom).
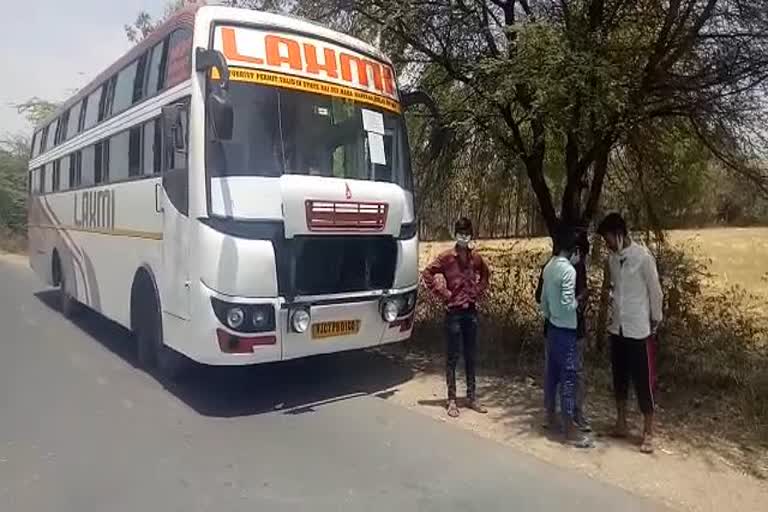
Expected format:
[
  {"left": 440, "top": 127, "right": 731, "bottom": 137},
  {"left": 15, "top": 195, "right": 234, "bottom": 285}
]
[
  {"left": 640, "top": 437, "right": 655, "bottom": 454},
  {"left": 447, "top": 400, "right": 460, "bottom": 418},
  {"left": 467, "top": 400, "right": 488, "bottom": 414}
]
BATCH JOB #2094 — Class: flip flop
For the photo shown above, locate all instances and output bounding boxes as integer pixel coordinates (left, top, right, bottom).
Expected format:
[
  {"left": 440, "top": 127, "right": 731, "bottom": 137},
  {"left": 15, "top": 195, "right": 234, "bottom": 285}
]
[
  {"left": 568, "top": 435, "right": 594, "bottom": 449},
  {"left": 447, "top": 401, "right": 460, "bottom": 418}
]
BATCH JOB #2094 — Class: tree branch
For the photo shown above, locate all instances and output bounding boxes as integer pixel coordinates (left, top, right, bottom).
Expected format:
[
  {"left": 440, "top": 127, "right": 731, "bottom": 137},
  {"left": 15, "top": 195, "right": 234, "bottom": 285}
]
[
  {"left": 581, "top": 143, "right": 611, "bottom": 225},
  {"left": 690, "top": 119, "right": 768, "bottom": 196}
]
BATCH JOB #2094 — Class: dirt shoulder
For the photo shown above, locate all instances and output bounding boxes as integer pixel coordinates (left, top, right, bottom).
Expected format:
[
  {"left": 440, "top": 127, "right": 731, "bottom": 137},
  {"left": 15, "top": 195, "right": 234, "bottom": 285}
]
[
  {"left": 0, "top": 251, "right": 28, "bottom": 266},
  {"left": 377, "top": 347, "right": 768, "bottom": 512}
]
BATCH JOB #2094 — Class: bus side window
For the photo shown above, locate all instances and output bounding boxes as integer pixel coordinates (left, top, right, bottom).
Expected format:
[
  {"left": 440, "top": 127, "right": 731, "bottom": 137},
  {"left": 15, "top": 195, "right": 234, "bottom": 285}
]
[
  {"left": 39, "top": 125, "right": 49, "bottom": 154},
  {"left": 142, "top": 118, "right": 162, "bottom": 175},
  {"left": 39, "top": 165, "right": 47, "bottom": 194},
  {"left": 52, "top": 160, "right": 61, "bottom": 192},
  {"left": 162, "top": 101, "right": 189, "bottom": 216},
  {"left": 60, "top": 155, "right": 70, "bottom": 191},
  {"left": 77, "top": 98, "right": 88, "bottom": 133},
  {"left": 69, "top": 151, "right": 80, "bottom": 188},
  {"left": 30, "top": 131, "right": 38, "bottom": 158}
]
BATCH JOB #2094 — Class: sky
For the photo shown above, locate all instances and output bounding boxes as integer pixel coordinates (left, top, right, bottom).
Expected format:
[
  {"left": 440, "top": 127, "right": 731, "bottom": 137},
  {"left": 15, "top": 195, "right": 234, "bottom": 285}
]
[{"left": 0, "top": 0, "right": 167, "bottom": 137}]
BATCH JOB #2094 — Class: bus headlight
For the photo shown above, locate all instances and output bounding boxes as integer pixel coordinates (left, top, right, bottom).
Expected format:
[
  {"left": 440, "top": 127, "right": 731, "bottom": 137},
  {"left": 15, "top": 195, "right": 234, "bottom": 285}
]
[
  {"left": 226, "top": 307, "right": 245, "bottom": 329},
  {"left": 381, "top": 298, "right": 400, "bottom": 323},
  {"left": 211, "top": 298, "right": 276, "bottom": 333},
  {"left": 291, "top": 308, "right": 311, "bottom": 333},
  {"left": 252, "top": 308, "right": 269, "bottom": 329}
]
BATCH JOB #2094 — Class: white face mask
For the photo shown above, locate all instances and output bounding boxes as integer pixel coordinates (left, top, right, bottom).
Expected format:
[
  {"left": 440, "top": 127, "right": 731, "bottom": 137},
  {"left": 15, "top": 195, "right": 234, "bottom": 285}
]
[
  {"left": 455, "top": 233, "right": 472, "bottom": 248},
  {"left": 614, "top": 234, "right": 625, "bottom": 253}
]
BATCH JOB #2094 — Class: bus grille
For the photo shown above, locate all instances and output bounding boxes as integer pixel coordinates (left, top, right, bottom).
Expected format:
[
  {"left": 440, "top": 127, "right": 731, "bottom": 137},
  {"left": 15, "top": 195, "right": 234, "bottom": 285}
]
[
  {"left": 305, "top": 200, "right": 388, "bottom": 232},
  {"left": 281, "top": 236, "right": 397, "bottom": 297}
]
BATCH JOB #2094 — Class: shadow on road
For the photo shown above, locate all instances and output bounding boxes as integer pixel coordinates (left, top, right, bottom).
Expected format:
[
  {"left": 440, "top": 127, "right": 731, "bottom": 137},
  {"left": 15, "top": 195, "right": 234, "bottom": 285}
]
[{"left": 34, "top": 290, "right": 414, "bottom": 418}]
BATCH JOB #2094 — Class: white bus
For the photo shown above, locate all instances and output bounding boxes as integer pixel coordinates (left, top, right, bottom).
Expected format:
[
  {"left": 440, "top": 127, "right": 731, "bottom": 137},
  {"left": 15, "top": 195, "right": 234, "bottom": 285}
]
[{"left": 27, "top": 5, "right": 418, "bottom": 377}]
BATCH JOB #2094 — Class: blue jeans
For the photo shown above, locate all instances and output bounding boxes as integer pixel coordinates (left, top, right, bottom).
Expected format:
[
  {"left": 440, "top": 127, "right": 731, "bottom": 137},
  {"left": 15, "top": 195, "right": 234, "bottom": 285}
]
[{"left": 545, "top": 325, "right": 580, "bottom": 422}]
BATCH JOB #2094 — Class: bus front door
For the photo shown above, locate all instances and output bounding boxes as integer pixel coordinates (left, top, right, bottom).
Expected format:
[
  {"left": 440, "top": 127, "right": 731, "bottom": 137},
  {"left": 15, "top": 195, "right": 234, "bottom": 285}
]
[{"left": 160, "top": 101, "right": 191, "bottom": 320}]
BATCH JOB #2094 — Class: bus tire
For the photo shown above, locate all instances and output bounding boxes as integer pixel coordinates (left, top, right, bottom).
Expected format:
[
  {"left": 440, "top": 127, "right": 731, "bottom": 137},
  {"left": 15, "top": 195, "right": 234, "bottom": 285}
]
[
  {"left": 54, "top": 252, "right": 79, "bottom": 318},
  {"left": 135, "top": 298, "right": 159, "bottom": 370},
  {"left": 133, "top": 274, "right": 191, "bottom": 380}
]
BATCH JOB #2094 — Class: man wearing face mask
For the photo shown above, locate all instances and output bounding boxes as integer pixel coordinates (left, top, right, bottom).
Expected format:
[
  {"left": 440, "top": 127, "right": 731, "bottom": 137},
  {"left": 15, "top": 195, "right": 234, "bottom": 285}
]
[
  {"left": 536, "top": 228, "right": 592, "bottom": 433},
  {"left": 597, "top": 213, "right": 663, "bottom": 454},
  {"left": 539, "top": 227, "right": 593, "bottom": 448},
  {"left": 423, "top": 217, "right": 491, "bottom": 418}
]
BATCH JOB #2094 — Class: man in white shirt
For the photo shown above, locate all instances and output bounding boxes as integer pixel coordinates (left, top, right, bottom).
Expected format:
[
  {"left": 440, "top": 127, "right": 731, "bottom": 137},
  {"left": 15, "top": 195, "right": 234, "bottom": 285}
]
[{"left": 597, "top": 213, "right": 663, "bottom": 454}]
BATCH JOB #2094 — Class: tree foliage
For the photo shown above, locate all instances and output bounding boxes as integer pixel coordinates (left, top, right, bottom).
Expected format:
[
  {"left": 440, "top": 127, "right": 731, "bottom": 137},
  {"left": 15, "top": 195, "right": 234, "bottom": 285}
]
[
  {"left": 124, "top": 1, "right": 199, "bottom": 43},
  {"left": 12, "top": 97, "right": 59, "bottom": 127},
  {"left": 239, "top": 0, "right": 768, "bottom": 235},
  {"left": 0, "top": 136, "right": 30, "bottom": 234}
]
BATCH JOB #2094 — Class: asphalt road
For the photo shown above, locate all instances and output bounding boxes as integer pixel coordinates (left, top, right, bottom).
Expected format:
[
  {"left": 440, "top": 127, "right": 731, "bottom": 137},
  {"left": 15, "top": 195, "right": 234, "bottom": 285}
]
[{"left": 0, "top": 256, "right": 661, "bottom": 511}]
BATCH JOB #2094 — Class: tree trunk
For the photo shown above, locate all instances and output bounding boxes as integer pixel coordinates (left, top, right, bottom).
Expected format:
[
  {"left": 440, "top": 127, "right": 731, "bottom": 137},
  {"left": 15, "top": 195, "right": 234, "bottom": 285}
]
[{"left": 594, "top": 255, "right": 611, "bottom": 355}]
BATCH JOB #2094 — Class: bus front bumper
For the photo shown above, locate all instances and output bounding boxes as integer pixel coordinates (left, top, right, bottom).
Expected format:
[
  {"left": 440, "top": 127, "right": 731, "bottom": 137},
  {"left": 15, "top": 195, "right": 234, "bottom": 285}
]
[{"left": 171, "top": 282, "right": 415, "bottom": 366}]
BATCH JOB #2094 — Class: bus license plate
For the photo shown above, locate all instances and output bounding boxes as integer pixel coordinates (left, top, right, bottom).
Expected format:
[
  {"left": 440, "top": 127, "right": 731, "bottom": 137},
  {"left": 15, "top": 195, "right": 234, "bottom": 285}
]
[{"left": 311, "top": 320, "right": 361, "bottom": 339}]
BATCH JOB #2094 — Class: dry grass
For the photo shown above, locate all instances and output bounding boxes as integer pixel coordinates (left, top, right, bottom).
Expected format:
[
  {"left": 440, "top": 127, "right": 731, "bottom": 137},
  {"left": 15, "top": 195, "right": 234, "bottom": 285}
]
[
  {"left": 420, "top": 227, "right": 768, "bottom": 301},
  {"left": 667, "top": 227, "right": 768, "bottom": 305}
]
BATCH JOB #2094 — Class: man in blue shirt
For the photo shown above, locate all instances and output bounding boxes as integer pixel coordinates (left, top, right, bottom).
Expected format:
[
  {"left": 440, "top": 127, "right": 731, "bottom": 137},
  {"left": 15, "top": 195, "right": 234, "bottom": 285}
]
[{"left": 539, "top": 228, "right": 592, "bottom": 448}]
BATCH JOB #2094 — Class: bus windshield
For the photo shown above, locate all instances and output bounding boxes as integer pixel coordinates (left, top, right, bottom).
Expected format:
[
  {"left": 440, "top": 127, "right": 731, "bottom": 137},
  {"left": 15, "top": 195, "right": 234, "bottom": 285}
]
[{"left": 206, "top": 82, "right": 412, "bottom": 190}]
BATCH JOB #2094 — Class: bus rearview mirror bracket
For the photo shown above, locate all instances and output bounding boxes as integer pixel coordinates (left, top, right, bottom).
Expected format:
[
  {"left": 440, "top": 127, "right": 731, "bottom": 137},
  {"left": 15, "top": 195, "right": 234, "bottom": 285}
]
[{"left": 196, "top": 47, "right": 234, "bottom": 141}]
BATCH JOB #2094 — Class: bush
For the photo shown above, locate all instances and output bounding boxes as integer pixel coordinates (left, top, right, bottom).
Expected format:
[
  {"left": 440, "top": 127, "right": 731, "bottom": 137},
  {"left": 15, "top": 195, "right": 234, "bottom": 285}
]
[
  {"left": 0, "top": 225, "right": 26, "bottom": 253},
  {"left": 655, "top": 242, "right": 768, "bottom": 390},
  {"left": 412, "top": 239, "right": 768, "bottom": 436}
]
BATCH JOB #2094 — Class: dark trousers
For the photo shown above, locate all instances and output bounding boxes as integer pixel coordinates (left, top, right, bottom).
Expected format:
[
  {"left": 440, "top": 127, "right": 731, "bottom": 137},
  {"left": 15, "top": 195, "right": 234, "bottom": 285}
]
[
  {"left": 610, "top": 335, "right": 655, "bottom": 415},
  {"left": 445, "top": 309, "right": 478, "bottom": 401}
]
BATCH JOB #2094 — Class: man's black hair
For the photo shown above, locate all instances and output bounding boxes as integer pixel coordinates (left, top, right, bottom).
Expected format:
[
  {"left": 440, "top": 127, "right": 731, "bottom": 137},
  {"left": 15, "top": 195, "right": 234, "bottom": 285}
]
[
  {"left": 597, "top": 213, "right": 628, "bottom": 237},
  {"left": 555, "top": 225, "right": 578, "bottom": 253},
  {"left": 454, "top": 217, "right": 473, "bottom": 236}
]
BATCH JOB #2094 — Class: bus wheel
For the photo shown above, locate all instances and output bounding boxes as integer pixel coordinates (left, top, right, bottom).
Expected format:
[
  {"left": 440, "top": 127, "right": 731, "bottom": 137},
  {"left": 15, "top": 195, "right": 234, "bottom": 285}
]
[
  {"left": 136, "top": 296, "right": 159, "bottom": 370},
  {"left": 136, "top": 290, "right": 191, "bottom": 380},
  {"left": 56, "top": 258, "right": 79, "bottom": 318}
]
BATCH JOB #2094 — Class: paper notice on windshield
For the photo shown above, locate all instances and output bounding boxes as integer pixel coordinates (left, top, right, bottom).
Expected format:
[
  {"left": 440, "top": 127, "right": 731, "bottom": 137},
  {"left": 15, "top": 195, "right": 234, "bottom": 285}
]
[
  {"left": 362, "top": 109, "right": 385, "bottom": 134},
  {"left": 368, "top": 132, "right": 387, "bottom": 165}
]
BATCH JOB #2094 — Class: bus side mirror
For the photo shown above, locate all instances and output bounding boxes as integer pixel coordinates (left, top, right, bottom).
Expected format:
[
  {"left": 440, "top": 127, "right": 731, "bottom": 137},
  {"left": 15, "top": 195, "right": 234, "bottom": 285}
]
[
  {"left": 196, "top": 47, "right": 233, "bottom": 141},
  {"left": 208, "top": 88, "right": 233, "bottom": 141}
]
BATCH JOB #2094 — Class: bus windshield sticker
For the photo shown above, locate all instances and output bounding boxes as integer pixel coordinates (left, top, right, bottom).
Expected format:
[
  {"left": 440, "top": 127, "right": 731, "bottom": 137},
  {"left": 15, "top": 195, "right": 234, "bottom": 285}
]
[
  {"left": 362, "top": 109, "right": 384, "bottom": 134},
  {"left": 215, "top": 26, "right": 400, "bottom": 104},
  {"left": 368, "top": 132, "right": 386, "bottom": 165},
  {"left": 216, "top": 67, "right": 401, "bottom": 113}
]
